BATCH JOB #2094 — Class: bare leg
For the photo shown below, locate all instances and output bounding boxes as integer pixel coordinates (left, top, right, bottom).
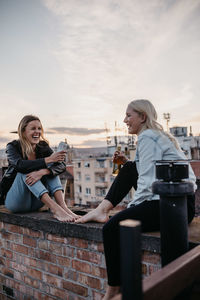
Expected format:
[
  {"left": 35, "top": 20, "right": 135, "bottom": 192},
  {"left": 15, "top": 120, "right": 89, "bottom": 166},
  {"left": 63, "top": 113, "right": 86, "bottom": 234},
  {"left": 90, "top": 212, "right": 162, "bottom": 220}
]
[
  {"left": 102, "top": 285, "right": 120, "bottom": 300},
  {"left": 54, "top": 190, "right": 80, "bottom": 219},
  {"left": 75, "top": 199, "right": 113, "bottom": 223},
  {"left": 41, "top": 193, "right": 74, "bottom": 222}
]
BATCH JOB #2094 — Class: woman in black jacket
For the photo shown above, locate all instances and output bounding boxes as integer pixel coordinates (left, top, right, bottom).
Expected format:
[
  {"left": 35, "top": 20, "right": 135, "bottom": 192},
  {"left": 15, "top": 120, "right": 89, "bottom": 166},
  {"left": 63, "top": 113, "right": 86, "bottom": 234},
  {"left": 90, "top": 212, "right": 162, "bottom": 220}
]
[{"left": 3, "top": 115, "right": 78, "bottom": 222}]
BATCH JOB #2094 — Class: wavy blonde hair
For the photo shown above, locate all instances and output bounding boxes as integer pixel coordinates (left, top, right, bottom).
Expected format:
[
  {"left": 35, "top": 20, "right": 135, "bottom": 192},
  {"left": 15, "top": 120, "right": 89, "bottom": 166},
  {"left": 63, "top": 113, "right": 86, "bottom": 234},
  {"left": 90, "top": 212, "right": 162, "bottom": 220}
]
[
  {"left": 18, "top": 115, "right": 49, "bottom": 158},
  {"left": 128, "top": 99, "right": 180, "bottom": 149}
]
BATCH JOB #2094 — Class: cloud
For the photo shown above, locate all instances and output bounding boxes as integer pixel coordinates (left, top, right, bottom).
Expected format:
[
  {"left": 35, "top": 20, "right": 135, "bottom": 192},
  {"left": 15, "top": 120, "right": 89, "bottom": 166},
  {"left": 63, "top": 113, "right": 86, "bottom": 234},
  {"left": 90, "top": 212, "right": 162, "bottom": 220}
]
[
  {"left": 76, "top": 138, "right": 107, "bottom": 148},
  {"left": 47, "top": 127, "right": 106, "bottom": 135},
  {"left": 42, "top": 0, "right": 200, "bottom": 114}
]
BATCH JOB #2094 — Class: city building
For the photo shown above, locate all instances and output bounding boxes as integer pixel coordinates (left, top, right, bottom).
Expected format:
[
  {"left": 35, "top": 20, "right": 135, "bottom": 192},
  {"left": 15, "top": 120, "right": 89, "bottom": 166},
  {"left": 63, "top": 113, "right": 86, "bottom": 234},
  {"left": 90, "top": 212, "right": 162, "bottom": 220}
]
[
  {"left": 72, "top": 137, "right": 136, "bottom": 207},
  {"left": 170, "top": 126, "right": 200, "bottom": 159}
]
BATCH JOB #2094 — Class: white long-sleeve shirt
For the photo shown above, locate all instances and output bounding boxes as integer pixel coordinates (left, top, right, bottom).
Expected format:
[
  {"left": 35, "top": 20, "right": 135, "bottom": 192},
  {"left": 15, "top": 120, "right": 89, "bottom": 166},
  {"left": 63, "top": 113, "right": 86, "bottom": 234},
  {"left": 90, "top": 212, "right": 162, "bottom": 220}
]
[{"left": 128, "top": 129, "right": 197, "bottom": 207}]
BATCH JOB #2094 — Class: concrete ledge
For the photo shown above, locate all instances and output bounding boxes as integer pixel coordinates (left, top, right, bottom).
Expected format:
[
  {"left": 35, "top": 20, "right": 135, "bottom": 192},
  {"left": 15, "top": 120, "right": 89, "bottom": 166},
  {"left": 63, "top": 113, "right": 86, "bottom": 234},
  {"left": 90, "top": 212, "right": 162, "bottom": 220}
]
[{"left": 0, "top": 207, "right": 200, "bottom": 253}]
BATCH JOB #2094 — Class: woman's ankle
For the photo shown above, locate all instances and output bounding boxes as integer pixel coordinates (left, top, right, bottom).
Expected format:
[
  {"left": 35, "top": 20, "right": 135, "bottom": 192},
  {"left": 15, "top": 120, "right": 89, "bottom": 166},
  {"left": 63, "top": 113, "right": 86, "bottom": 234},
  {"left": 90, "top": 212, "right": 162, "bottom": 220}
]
[{"left": 98, "top": 199, "right": 113, "bottom": 213}]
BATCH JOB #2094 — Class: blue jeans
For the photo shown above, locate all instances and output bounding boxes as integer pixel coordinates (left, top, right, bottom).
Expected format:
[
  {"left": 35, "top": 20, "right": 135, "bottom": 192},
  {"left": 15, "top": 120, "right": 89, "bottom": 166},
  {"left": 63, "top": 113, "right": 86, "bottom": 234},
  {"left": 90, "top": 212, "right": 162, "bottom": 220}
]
[{"left": 5, "top": 173, "right": 63, "bottom": 213}]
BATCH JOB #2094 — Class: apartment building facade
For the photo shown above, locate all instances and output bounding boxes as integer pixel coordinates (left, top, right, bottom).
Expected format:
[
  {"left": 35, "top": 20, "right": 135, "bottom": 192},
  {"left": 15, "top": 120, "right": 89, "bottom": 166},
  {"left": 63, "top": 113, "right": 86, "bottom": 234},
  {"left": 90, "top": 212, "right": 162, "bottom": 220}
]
[{"left": 73, "top": 156, "right": 114, "bottom": 206}]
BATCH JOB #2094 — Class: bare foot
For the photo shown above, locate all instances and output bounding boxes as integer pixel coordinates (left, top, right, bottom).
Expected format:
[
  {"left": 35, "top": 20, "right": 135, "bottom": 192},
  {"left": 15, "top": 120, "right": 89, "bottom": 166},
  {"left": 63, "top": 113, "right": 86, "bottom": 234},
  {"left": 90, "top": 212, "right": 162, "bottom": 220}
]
[
  {"left": 61, "top": 205, "right": 80, "bottom": 220},
  {"left": 75, "top": 207, "right": 109, "bottom": 224},
  {"left": 52, "top": 206, "right": 75, "bottom": 222},
  {"left": 102, "top": 286, "right": 120, "bottom": 300}
]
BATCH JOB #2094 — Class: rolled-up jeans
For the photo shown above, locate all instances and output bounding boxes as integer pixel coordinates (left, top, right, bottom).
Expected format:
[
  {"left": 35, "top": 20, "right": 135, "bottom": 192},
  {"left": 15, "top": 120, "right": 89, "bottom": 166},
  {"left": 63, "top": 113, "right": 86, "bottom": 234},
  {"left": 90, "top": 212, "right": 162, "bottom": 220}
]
[{"left": 5, "top": 173, "right": 63, "bottom": 213}]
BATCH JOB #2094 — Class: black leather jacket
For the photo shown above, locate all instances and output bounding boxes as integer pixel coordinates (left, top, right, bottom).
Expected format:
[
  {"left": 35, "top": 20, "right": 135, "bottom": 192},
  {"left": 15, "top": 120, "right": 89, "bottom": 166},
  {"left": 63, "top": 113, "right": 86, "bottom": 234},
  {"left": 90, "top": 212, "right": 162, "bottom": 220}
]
[{"left": 0, "top": 140, "right": 66, "bottom": 203}]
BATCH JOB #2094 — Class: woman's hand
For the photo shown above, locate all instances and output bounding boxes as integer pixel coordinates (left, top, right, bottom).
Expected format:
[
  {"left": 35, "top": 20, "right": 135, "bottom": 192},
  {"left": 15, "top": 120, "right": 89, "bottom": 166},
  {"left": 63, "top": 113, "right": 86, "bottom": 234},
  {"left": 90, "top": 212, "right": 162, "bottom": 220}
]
[
  {"left": 113, "top": 151, "right": 128, "bottom": 165},
  {"left": 45, "top": 151, "right": 66, "bottom": 164},
  {"left": 26, "top": 170, "right": 45, "bottom": 186}
]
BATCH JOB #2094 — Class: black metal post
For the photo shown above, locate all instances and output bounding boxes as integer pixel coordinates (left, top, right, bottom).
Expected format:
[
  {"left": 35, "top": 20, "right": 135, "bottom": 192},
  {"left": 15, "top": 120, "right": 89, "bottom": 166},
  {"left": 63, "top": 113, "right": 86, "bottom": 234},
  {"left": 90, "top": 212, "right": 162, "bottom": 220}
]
[
  {"left": 120, "top": 219, "right": 142, "bottom": 300},
  {"left": 152, "top": 161, "right": 194, "bottom": 267}
]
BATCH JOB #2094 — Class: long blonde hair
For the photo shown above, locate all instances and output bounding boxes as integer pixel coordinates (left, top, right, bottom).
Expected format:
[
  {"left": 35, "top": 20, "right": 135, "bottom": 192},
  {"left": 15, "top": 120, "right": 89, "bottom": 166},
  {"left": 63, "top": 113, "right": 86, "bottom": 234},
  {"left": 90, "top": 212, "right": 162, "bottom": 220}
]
[
  {"left": 128, "top": 99, "right": 180, "bottom": 149},
  {"left": 18, "top": 115, "right": 49, "bottom": 158}
]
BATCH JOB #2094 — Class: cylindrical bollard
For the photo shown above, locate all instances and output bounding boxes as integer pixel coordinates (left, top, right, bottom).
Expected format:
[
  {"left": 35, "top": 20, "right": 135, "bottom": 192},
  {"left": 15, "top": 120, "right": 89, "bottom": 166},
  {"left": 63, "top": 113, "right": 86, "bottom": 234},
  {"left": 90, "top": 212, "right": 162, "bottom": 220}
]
[
  {"left": 120, "top": 219, "right": 142, "bottom": 300},
  {"left": 152, "top": 160, "right": 194, "bottom": 267}
]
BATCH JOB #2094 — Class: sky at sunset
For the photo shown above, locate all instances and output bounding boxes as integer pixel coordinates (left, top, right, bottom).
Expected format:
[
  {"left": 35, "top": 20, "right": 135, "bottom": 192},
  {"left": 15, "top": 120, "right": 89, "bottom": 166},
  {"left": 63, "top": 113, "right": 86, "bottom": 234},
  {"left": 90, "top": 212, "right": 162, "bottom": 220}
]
[{"left": 0, "top": 0, "right": 200, "bottom": 149}]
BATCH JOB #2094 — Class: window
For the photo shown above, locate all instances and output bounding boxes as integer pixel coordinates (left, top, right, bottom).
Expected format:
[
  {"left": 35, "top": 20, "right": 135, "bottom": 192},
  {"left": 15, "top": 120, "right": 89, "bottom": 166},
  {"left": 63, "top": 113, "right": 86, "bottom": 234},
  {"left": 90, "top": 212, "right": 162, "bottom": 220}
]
[
  {"left": 95, "top": 187, "right": 106, "bottom": 197},
  {"left": 85, "top": 174, "right": 91, "bottom": 181},
  {"left": 95, "top": 173, "right": 105, "bottom": 182},
  {"left": 78, "top": 186, "right": 82, "bottom": 193},
  {"left": 95, "top": 159, "right": 105, "bottom": 168},
  {"left": 85, "top": 188, "right": 91, "bottom": 195},
  {"left": 77, "top": 172, "right": 81, "bottom": 180},
  {"left": 98, "top": 161, "right": 105, "bottom": 168},
  {"left": 78, "top": 162, "right": 81, "bottom": 168},
  {"left": 84, "top": 162, "right": 90, "bottom": 168}
]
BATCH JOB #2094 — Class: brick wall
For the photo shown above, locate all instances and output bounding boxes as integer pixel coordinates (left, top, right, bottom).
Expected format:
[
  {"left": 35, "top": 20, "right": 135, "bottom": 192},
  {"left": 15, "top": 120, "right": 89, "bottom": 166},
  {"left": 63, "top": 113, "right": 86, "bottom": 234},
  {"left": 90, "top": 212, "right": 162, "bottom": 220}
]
[{"left": 0, "top": 215, "right": 162, "bottom": 300}]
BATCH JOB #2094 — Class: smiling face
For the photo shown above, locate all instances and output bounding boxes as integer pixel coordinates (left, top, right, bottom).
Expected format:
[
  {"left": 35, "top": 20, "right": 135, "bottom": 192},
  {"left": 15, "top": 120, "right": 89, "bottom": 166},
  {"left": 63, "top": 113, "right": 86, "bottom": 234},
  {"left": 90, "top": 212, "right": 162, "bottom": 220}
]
[
  {"left": 23, "top": 120, "right": 42, "bottom": 147},
  {"left": 124, "top": 105, "right": 145, "bottom": 135}
]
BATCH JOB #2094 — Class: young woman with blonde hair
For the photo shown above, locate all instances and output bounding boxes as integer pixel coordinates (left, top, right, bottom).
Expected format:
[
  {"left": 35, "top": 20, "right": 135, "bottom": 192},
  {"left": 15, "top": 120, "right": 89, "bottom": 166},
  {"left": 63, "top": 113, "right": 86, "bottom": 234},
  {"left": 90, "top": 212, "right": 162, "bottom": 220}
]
[
  {"left": 76, "top": 99, "right": 196, "bottom": 300},
  {"left": 3, "top": 115, "right": 78, "bottom": 222}
]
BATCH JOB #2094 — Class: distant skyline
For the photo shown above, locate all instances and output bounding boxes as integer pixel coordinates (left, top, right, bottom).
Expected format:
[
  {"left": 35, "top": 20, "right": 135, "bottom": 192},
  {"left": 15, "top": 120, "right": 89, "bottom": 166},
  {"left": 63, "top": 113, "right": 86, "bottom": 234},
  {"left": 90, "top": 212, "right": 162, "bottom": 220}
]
[{"left": 1, "top": 0, "right": 200, "bottom": 149}]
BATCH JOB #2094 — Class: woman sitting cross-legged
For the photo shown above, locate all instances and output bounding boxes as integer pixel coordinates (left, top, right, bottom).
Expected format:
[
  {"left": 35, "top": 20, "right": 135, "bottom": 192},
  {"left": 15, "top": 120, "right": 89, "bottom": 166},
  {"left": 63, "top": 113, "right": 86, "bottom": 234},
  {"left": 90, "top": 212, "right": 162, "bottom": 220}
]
[{"left": 3, "top": 115, "right": 78, "bottom": 222}]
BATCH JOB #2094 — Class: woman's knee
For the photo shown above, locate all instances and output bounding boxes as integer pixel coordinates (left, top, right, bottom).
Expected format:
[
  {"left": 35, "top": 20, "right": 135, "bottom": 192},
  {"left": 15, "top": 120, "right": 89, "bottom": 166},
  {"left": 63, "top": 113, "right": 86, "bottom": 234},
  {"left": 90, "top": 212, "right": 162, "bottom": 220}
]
[{"left": 5, "top": 194, "right": 25, "bottom": 213}]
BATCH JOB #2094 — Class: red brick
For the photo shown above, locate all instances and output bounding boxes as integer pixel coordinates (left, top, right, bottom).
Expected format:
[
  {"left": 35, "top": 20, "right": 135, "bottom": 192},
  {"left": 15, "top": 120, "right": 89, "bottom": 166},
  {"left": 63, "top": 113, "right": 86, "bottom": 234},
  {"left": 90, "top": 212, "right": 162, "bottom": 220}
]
[
  {"left": 10, "top": 262, "right": 27, "bottom": 272},
  {"left": 23, "top": 236, "right": 37, "bottom": 247},
  {"left": 39, "top": 281, "right": 50, "bottom": 293},
  {"left": 48, "top": 264, "right": 63, "bottom": 277},
  {"left": 74, "top": 238, "right": 88, "bottom": 249},
  {"left": 68, "top": 295, "right": 84, "bottom": 300},
  {"left": 0, "top": 257, "right": 5, "bottom": 265},
  {"left": 72, "top": 260, "right": 91, "bottom": 273},
  {"left": 37, "top": 250, "right": 56, "bottom": 262},
  {"left": 91, "top": 265, "right": 107, "bottom": 278},
  {"left": 24, "top": 257, "right": 37, "bottom": 268},
  {"left": 38, "top": 240, "right": 49, "bottom": 250},
  {"left": 50, "top": 286, "right": 68, "bottom": 299},
  {"left": 77, "top": 249, "right": 102, "bottom": 264},
  {"left": 28, "top": 247, "right": 37, "bottom": 257},
  {"left": 37, "top": 260, "right": 48, "bottom": 272},
  {"left": 27, "top": 268, "right": 42, "bottom": 280},
  {"left": 64, "top": 269, "right": 77, "bottom": 281},
  {"left": 24, "top": 276, "right": 39, "bottom": 288},
  {"left": 47, "top": 233, "right": 66, "bottom": 243},
  {"left": 43, "top": 274, "right": 62, "bottom": 288},
  {"left": 23, "top": 227, "right": 43, "bottom": 238},
  {"left": 4, "top": 224, "right": 23, "bottom": 234},
  {"left": 89, "top": 241, "right": 104, "bottom": 253},
  {"left": 78, "top": 273, "right": 101, "bottom": 289},
  {"left": 2, "top": 267, "right": 14, "bottom": 278},
  {"left": 12, "top": 252, "right": 23, "bottom": 264},
  {"left": 62, "top": 245, "right": 74, "bottom": 257},
  {"left": 14, "top": 270, "right": 24, "bottom": 281},
  {"left": 66, "top": 237, "right": 75, "bottom": 245},
  {"left": 12, "top": 243, "right": 28, "bottom": 255},
  {"left": 57, "top": 256, "right": 71, "bottom": 267},
  {"left": 0, "top": 230, "right": 19, "bottom": 242},
  {"left": 63, "top": 280, "right": 88, "bottom": 296},
  {"left": 33, "top": 290, "right": 52, "bottom": 300},
  {"left": 49, "top": 242, "right": 63, "bottom": 255},
  {"left": 1, "top": 248, "right": 13, "bottom": 259}
]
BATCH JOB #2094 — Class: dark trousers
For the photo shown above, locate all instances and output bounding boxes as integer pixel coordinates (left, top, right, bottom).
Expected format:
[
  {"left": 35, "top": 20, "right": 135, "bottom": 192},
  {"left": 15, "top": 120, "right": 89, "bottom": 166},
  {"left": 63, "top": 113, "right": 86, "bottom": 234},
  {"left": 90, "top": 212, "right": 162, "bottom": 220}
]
[{"left": 103, "top": 161, "right": 195, "bottom": 286}]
